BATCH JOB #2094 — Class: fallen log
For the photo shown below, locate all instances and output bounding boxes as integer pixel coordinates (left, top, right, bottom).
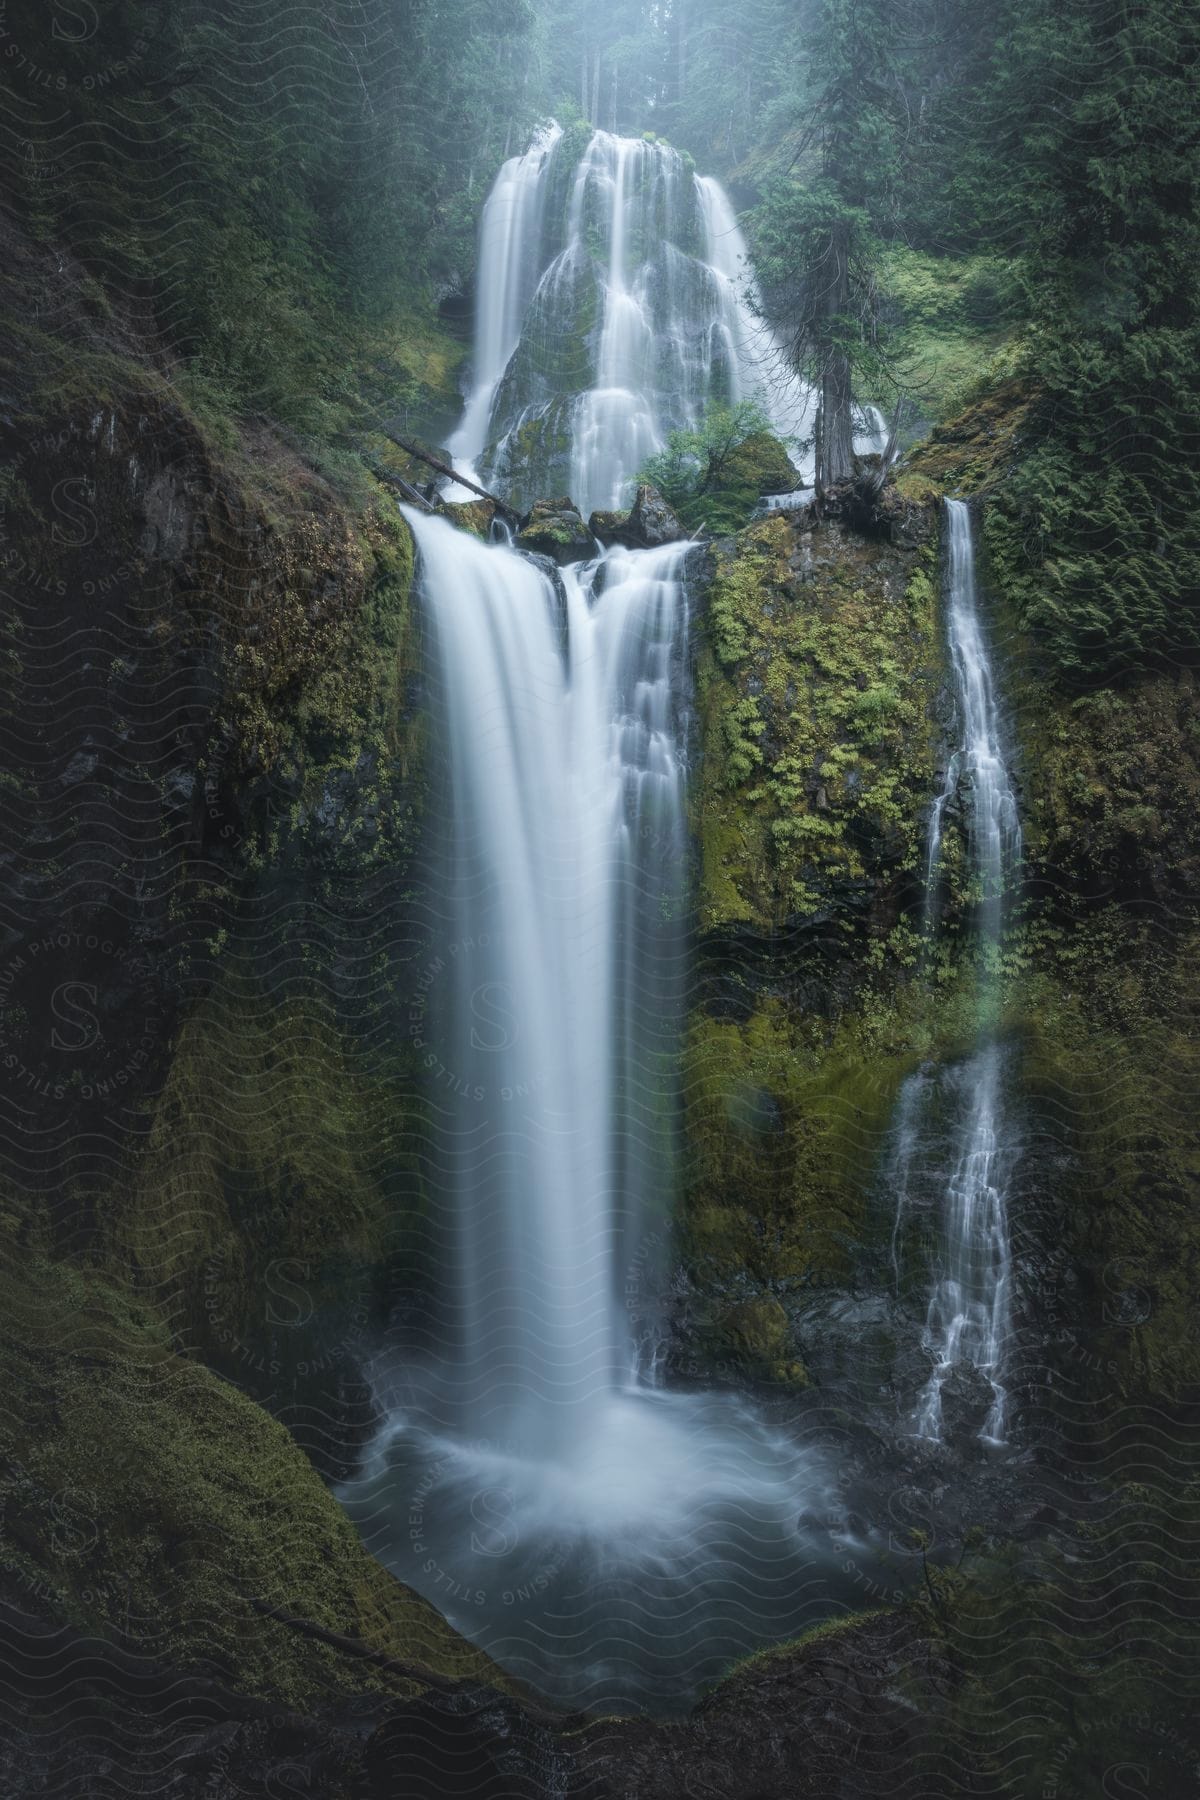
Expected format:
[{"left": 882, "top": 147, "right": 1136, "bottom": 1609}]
[
  {"left": 368, "top": 463, "right": 437, "bottom": 512},
  {"left": 382, "top": 431, "right": 521, "bottom": 525}
]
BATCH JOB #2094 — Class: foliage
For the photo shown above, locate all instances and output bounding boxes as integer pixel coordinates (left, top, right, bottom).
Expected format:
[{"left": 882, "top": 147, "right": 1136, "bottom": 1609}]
[
  {"left": 637, "top": 399, "right": 794, "bottom": 532},
  {"left": 694, "top": 510, "right": 941, "bottom": 929},
  {"left": 0, "top": 0, "right": 538, "bottom": 442}
]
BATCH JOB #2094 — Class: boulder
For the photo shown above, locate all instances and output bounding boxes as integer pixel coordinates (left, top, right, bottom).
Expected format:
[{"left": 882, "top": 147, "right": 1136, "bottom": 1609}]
[
  {"left": 439, "top": 497, "right": 497, "bottom": 538},
  {"left": 514, "top": 496, "right": 594, "bottom": 565},
  {"left": 588, "top": 485, "right": 686, "bottom": 549},
  {"left": 588, "top": 506, "right": 638, "bottom": 548},
  {"left": 627, "top": 481, "right": 685, "bottom": 546}
]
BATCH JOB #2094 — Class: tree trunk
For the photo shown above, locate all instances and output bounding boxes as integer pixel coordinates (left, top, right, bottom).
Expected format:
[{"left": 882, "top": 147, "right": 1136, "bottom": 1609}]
[
  {"left": 673, "top": 0, "right": 687, "bottom": 104},
  {"left": 819, "top": 353, "right": 855, "bottom": 488},
  {"left": 817, "top": 222, "right": 854, "bottom": 487}
]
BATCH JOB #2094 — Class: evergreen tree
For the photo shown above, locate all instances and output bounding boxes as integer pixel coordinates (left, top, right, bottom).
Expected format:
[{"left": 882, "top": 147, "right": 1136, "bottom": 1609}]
[{"left": 749, "top": 0, "right": 908, "bottom": 487}]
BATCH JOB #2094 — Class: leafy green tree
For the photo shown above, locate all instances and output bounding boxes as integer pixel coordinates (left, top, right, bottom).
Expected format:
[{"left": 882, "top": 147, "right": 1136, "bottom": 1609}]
[
  {"left": 970, "top": 0, "right": 1200, "bottom": 679},
  {"left": 638, "top": 398, "right": 796, "bottom": 532}
]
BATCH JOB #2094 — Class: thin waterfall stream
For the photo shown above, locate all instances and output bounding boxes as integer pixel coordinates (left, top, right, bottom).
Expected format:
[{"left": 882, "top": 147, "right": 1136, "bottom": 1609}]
[{"left": 892, "top": 499, "right": 1023, "bottom": 1446}]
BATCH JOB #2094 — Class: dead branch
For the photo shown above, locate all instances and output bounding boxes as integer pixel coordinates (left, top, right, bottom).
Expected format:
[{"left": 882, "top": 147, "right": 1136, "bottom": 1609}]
[{"left": 381, "top": 432, "right": 521, "bottom": 524}]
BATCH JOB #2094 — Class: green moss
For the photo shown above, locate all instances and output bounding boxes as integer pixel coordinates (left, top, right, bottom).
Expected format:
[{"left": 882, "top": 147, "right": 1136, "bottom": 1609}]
[
  {"left": 440, "top": 498, "right": 496, "bottom": 538},
  {"left": 904, "top": 377, "right": 1036, "bottom": 497},
  {"left": 107, "top": 959, "right": 432, "bottom": 1375},
  {"left": 718, "top": 1607, "right": 893, "bottom": 1689},
  {"left": 694, "top": 508, "right": 942, "bottom": 932},
  {"left": 681, "top": 967, "right": 986, "bottom": 1296},
  {"left": 994, "top": 653, "right": 1200, "bottom": 1395},
  {"left": 0, "top": 1258, "right": 500, "bottom": 1704},
  {"left": 878, "top": 246, "right": 1023, "bottom": 422}
]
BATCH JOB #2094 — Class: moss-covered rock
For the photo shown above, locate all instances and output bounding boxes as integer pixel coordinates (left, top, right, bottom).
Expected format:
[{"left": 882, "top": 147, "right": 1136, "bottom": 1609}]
[
  {"left": 901, "top": 377, "right": 1036, "bottom": 498},
  {"left": 0, "top": 1257, "right": 500, "bottom": 1707},
  {"left": 515, "top": 496, "right": 594, "bottom": 563},
  {"left": 671, "top": 493, "right": 955, "bottom": 1352},
  {"left": 439, "top": 497, "right": 497, "bottom": 538},
  {"left": 693, "top": 503, "right": 941, "bottom": 935}
]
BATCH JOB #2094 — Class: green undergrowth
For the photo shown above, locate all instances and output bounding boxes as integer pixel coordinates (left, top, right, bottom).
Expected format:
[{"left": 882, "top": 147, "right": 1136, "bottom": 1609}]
[{"left": 878, "top": 246, "right": 1024, "bottom": 424}]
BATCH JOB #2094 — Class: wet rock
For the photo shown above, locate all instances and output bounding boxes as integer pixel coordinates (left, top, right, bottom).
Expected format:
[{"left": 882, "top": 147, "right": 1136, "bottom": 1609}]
[
  {"left": 935, "top": 1360, "right": 996, "bottom": 1442},
  {"left": 364, "top": 1686, "right": 570, "bottom": 1800},
  {"left": 628, "top": 480, "right": 685, "bottom": 546},
  {"left": 514, "top": 550, "right": 570, "bottom": 654},
  {"left": 588, "top": 505, "right": 638, "bottom": 548},
  {"left": 440, "top": 496, "right": 497, "bottom": 537},
  {"left": 515, "top": 496, "right": 594, "bottom": 564},
  {"left": 711, "top": 1294, "right": 807, "bottom": 1385}
]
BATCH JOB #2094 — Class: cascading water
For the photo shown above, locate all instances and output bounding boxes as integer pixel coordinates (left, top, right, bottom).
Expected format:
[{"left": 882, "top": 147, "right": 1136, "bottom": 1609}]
[
  {"left": 451, "top": 126, "right": 815, "bottom": 512},
  {"left": 399, "top": 508, "right": 690, "bottom": 1450},
  {"left": 341, "top": 509, "right": 866, "bottom": 1709},
  {"left": 446, "top": 121, "right": 564, "bottom": 485},
  {"left": 893, "top": 499, "right": 1022, "bottom": 1445},
  {"left": 341, "top": 126, "right": 900, "bottom": 1711}
]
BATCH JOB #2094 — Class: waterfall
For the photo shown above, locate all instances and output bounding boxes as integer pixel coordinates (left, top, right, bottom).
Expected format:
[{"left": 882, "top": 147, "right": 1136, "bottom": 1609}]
[
  {"left": 342, "top": 503, "right": 855, "bottom": 1710},
  {"left": 405, "top": 507, "right": 688, "bottom": 1451},
  {"left": 447, "top": 121, "right": 563, "bottom": 483},
  {"left": 904, "top": 499, "right": 1022, "bottom": 1445},
  {"left": 452, "top": 127, "right": 816, "bottom": 513},
  {"left": 340, "top": 128, "right": 902, "bottom": 1710}
]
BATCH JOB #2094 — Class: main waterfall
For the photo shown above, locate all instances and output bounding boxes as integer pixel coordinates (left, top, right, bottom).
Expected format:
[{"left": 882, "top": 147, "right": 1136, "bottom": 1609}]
[
  {"left": 404, "top": 510, "right": 689, "bottom": 1449},
  {"left": 342, "top": 507, "right": 856, "bottom": 1709},
  {"left": 339, "top": 130, "right": 886, "bottom": 1710}
]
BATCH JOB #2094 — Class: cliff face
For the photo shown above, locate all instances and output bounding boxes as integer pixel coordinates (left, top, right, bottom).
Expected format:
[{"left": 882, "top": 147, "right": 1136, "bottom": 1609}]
[
  {"left": 2, "top": 207, "right": 1198, "bottom": 1794},
  {"left": 678, "top": 497, "right": 949, "bottom": 1382},
  {"left": 0, "top": 219, "right": 484, "bottom": 1710},
  {"left": 668, "top": 406, "right": 1200, "bottom": 1412}
]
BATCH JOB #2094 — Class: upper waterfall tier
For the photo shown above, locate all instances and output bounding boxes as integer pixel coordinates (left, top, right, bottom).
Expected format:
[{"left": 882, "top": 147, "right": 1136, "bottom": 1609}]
[{"left": 448, "top": 126, "right": 813, "bottom": 515}]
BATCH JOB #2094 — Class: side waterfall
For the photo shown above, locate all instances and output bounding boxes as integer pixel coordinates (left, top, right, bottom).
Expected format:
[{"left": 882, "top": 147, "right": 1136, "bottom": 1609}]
[{"left": 902, "top": 499, "right": 1022, "bottom": 1445}]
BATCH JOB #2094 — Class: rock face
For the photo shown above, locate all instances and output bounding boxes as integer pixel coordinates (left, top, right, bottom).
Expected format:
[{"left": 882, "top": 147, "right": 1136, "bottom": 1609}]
[
  {"left": 0, "top": 212, "right": 469, "bottom": 1718},
  {"left": 588, "top": 505, "right": 639, "bottom": 548},
  {"left": 440, "top": 496, "right": 497, "bottom": 537},
  {"left": 672, "top": 499, "right": 946, "bottom": 1385},
  {"left": 0, "top": 1260, "right": 500, "bottom": 1712},
  {"left": 514, "top": 496, "right": 594, "bottom": 563}
]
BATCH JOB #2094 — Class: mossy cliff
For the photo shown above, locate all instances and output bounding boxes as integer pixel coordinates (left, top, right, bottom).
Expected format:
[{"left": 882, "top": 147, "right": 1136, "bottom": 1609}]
[
  {"left": 907, "top": 393, "right": 1200, "bottom": 1401},
  {"left": 0, "top": 215, "right": 490, "bottom": 1710},
  {"left": 0, "top": 1260, "right": 497, "bottom": 1711},
  {"left": 678, "top": 444, "right": 1200, "bottom": 1408},
  {"left": 679, "top": 495, "right": 955, "bottom": 1379}
]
